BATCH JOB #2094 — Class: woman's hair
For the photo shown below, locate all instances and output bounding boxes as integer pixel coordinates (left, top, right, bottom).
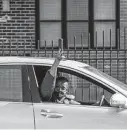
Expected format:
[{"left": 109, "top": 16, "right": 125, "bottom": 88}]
[{"left": 55, "top": 76, "right": 69, "bottom": 88}]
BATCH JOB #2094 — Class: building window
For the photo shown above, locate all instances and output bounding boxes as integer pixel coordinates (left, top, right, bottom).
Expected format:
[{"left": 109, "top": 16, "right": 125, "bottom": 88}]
[
  {"left": 92, "top": 0, "right": 119, "bottom": 48},
  {"left": 38, "top": 0, "right": 61, "bottom": 48},
  {"left": 66, "top": 0, "right": 89, "bottom": 48},
  {"left": 36, "top": 0, "right": 119, "bottom": 49}
]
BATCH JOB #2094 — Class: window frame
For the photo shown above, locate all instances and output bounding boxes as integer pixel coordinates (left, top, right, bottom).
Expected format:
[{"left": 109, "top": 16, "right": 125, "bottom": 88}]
[
  {"left": 89, "top": 0, "right": 120, "bottom": 49},
  {"left": 57, "top": 67, "right": 115, "bottom": 105},
  {"left": 36, "top": 0, "right": 62, "bottom": 49},
  {"left": 33, "top": 64, "right": 115, "bottom": 105},
  {"left": 0, "top": 64, "right": 32, "bottom": 102},
  {"left": 36, "top": 0, "right": 120, "bottom": 49}
]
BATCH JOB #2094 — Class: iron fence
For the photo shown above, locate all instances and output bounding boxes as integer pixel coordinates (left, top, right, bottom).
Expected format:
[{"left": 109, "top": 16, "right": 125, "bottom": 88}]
[{"left": 0, "top": 28, "right": 127, "bottom": 85}]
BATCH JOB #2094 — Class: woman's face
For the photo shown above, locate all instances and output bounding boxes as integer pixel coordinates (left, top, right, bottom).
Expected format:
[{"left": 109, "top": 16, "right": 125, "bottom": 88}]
[{"left": 59, "top": 82, "right": 69, "bottom": 95}]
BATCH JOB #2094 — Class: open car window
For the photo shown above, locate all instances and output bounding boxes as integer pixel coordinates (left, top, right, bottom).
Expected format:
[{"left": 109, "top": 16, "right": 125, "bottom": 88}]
[
  {"left": 34, "top": 65, "right": 115, "bottom": 106},
  {"left": 57, "top": 68, "right": 115, "bottom": 106}
]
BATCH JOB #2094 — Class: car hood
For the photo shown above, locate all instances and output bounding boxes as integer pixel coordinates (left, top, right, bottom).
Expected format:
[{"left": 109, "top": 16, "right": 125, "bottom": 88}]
[{"left": 0, "top": 102, "right": 34, "bottom": 129}]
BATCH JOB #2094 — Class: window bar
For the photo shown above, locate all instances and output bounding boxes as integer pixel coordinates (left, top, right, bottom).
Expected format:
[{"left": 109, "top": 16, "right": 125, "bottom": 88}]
[
  {"left": 67, "top": 38, "right": 69, "bottom": 59},
  {"left": 117, "top": 29, "right": 119, "bottom": 80},
  {"left": 51, "top": 40, "right": 54, "bottom": 58},
  {"left": 117, "top": 51, "right": 119, "bottom": 80},
  {"left": 88, "top": 33, "right": 91, "bottom": 102},
  {"left": 17, "top": 40, "right": 19, "bottom": 56},
  {"left": 74, "top": 36, "right": 76, "bottom": 60},
  {"left": 23, "top": 40, "right": 26, "bottom": 56},
  {"left": 103, "top": 30, "right": 105, "bottom": 95},
  {"left": 103, "top": 30, "right": 105, "bottom": 72},
  {"left": 44, "top": 40, "right": 47, "bottom": 57},
  {"left": 124, "top": 27, "right": 127, "bottom": 84},
  {"left": 110, "top": 29, "right": 112, "bottom": 76},
  {"left": 95, "top": 31, "right": 97, "bottom": 68},
  {"left": 37, "top": 40, "right": 40, "bottom": 57},
  {"left": 31, "top": 38, "right": 32, "bottom": 56},
  {"left": 95, "top": 31, "right": 98, "bottom": 101},
  {"left": 9, "top": 39, "right": 11, "bottom": 56},
  {"left": 88, "top": 33, "right": 91, "bottom": 65},
  {"left": 2, "top": 39, "right": 4, "bottom": 56},
  {"left": 81, "top": 34, "right": 83, "bottom": 62}
]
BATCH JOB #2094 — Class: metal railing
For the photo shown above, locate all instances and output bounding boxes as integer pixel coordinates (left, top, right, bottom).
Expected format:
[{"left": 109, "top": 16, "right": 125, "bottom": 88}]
[{"left": 0, "top": 28, "right": 127, "bottom": 84}]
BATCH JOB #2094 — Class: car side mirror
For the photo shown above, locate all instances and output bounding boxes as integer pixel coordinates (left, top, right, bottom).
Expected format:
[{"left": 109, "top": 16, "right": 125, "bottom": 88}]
[{"left": 110, "top": 93, "right": 127, "bottom": 108}]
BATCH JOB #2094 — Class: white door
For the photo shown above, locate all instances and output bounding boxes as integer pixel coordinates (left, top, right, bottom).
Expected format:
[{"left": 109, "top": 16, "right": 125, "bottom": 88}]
[
  {"left": 0, "top": 65, "right": 34, "bottom": 129},
  {"left": 33, "top": 65, "right": 127, "bottom": 129}
]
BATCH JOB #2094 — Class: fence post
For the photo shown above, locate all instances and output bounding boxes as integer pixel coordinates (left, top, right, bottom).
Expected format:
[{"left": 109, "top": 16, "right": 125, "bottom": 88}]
[
  {"left": 17, "top": 40, "right": 19, "bottom": 56},
  {"left": 31, "top": 37, "right": 32, "bottom": 56},
  {"left": 117, "top": 29, "right": 120, "bottom": 80},
  {"left": 95, "top": 31, "right": 98, "bottom": 101},
  {"left": 102, "top": 30, "right": 105, "bottom": 95},
  {"left": 2, "top": 39, "right": 4, "bottom": 56},
  {"left": 88, "top": 32, "right": 91, "bottom": 102},
  {"left": 88, "top": 33, "right": 91, "bottom": 65},
  {"left": 103, "top": 30, "right": 105, "bottom": 73},
  {"left": 110, "top": 29, "right": 112, "bottom": 76},
  {"left": 37, "top": 40, "right": 40, "bottom": 57},
  {"left": 124, "top": 27, "right": 127, "bottom": 84},
  {"left": 9, "top": 39, "right": 11, "bottom": 56},
  {"left": 81, "top": 34, "right": 83, "bottom": 62},
  {"left": 51, "top": 40, "right": 54, "bottom": 57},
  {"left": 74, "top": 36, "right": 76, "bottom": 60},
  {"left": 117, "top": 28, "right": 120, "bottom": 49},
  {"left": 44, "top": 40, "right": 47, "bottom": 57}
]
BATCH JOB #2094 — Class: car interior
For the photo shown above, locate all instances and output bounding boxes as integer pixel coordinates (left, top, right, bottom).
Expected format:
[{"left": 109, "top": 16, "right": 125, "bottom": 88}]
[{"left": 34, "top": 65, "right": 115, "bottom": 107}]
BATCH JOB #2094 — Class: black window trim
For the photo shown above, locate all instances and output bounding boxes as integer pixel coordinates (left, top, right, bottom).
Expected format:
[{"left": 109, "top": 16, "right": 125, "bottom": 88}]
[
  {"left": 36, "top": 0, "right": 120, "bottom": 49},
  {"left": 89, "top": 0, "right": 120, "bottom": 49}
]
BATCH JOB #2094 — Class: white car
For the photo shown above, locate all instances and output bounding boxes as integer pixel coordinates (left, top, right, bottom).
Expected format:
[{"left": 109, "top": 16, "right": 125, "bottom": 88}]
[{"left": 0, "top": 56, "right": 127, "bottom": 129}]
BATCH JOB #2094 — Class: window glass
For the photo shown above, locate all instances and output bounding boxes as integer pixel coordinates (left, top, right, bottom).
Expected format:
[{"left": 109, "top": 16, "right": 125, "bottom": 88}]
[
  {"left": 39, "top": 0, "right": 61, "bottom": 20},
  {"left": 67, "top": 22, "right": 88, "bottom": 47},
  {"left": 94, "top": 22, "right": 116, "bottom": 47},
  {"left": 0, "top": 65, "right": 22, "bottom": 102},
  {"left": 94, "top": 0, "right": 116, "bottom": 20},
  {"left": 40, "top": 22, "right": 61, "bottom": 47},
  {"left": 67, "top": 0, "right": 88, "bottom": 20},
  {"left": 38, "top": 0, "right": 118, "bottom": 49}
]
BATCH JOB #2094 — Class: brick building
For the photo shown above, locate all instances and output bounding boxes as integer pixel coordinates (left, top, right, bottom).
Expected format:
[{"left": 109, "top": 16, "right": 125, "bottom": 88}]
[{"left": 0, "top": 0, "right": 127, "bottom": 83}]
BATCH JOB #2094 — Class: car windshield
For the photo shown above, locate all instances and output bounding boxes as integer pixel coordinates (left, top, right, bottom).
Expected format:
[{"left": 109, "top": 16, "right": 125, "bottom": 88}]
[{"left": 83, "top": 66, "right": 127, "bottom": 92}]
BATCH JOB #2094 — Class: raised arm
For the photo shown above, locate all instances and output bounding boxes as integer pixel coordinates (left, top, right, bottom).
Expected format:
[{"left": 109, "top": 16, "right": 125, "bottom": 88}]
[
  {"left": 49, "top": 49, "right": 63, "bottom": 77},
  {"left": 40, "top": 49, "right": 64, "bottom": 101}
]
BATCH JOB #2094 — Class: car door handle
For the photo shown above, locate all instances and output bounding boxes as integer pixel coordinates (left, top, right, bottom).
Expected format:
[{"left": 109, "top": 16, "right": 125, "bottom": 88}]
[{"left": 41, "top": 109, "right": 63, "bottom": 118}]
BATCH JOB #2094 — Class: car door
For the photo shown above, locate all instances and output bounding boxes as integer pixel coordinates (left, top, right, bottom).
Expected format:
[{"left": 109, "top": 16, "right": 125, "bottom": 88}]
[
  {"left": 0, "top": 65, "right": 34, "bottom": 129},
  {"left": 32, "top": 65, "right": 127, "bottom": 129}
]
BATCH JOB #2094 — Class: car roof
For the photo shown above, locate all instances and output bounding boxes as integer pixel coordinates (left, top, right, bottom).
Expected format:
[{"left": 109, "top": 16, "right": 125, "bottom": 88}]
[
  {"left": 0, "top": 56, "right": 89, "bottom": 68},
  {"left": 0, "top": 56, "right": 127, "bottom": 97}
]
